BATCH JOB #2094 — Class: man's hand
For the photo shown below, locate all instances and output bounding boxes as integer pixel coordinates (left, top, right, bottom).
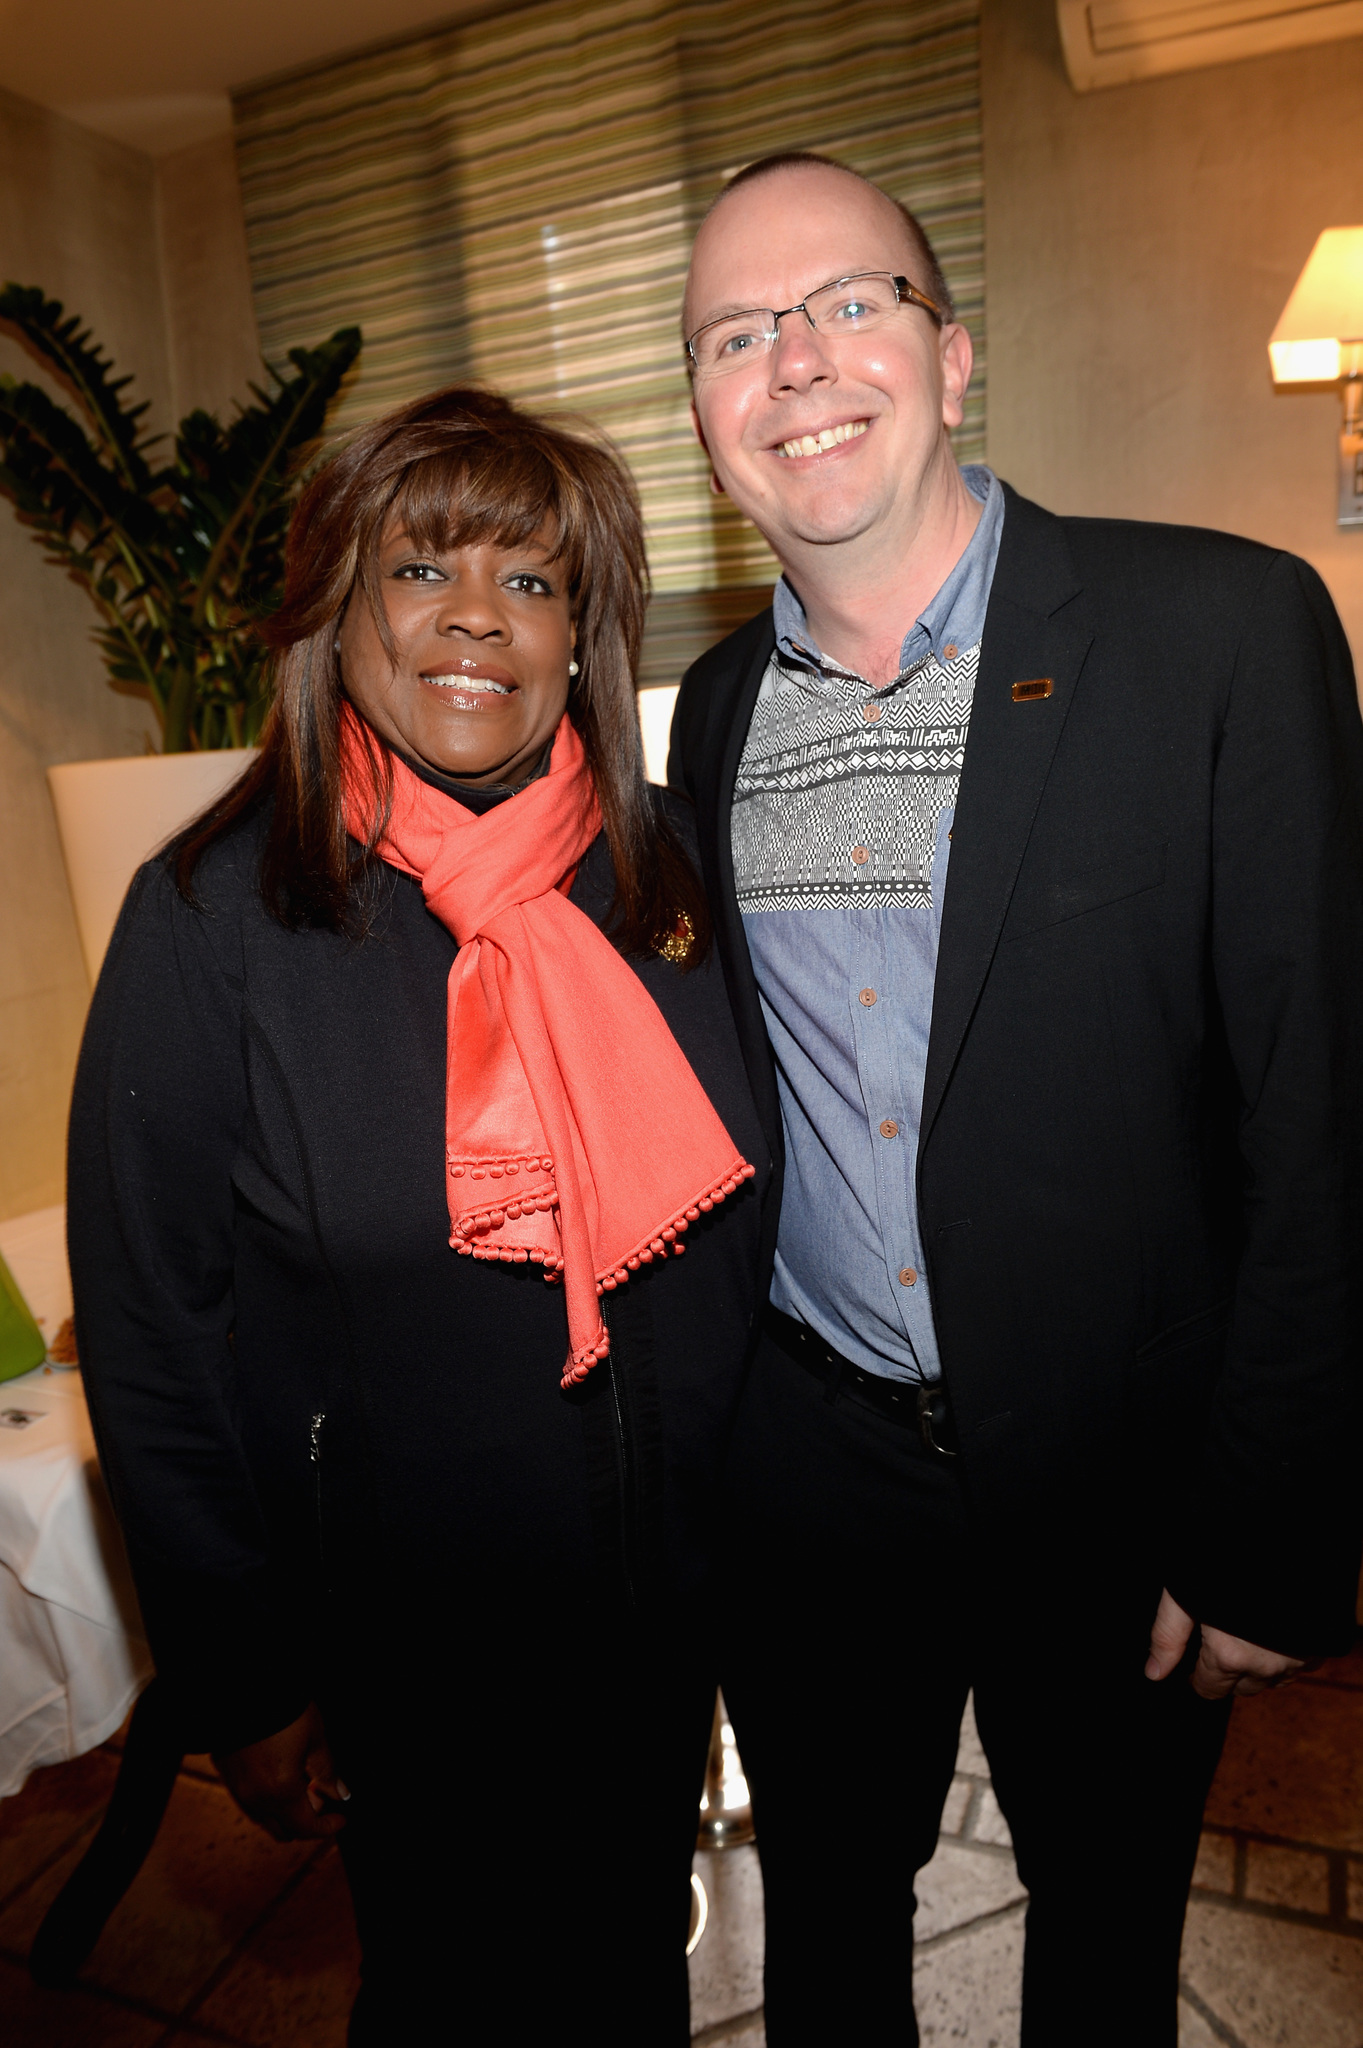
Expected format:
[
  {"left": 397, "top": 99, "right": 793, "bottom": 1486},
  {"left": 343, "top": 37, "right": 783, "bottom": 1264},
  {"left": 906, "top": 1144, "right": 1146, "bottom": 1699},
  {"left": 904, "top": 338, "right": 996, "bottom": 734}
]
[
  {"left": 213, "top": 1702, "right": 350, "bottom": 1841},
  {"left": 1144, "top": 1588, "right": 1306, "bottom": 1700}
]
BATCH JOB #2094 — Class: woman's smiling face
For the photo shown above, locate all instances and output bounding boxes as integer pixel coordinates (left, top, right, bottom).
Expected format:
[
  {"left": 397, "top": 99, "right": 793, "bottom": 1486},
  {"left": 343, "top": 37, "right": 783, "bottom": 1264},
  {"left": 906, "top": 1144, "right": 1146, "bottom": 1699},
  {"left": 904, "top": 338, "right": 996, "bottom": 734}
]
[{"left": 339, "top": 514, "right": 576, "bottom": 787}]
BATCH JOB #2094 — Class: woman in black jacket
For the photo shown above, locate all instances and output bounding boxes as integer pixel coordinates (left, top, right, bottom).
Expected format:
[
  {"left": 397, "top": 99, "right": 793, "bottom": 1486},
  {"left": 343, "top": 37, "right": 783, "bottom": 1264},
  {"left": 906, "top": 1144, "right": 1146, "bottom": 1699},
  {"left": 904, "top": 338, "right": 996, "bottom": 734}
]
[{"left": 68, "top": 388, "right": 770, "bottom": 2042}]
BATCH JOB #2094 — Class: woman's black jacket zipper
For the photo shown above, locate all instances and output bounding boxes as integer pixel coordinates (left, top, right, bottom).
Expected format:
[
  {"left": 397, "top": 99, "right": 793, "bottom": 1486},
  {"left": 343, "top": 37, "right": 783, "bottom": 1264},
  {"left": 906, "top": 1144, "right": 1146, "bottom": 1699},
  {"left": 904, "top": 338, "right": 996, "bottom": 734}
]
[{"left": 602, "top": 1297, "right": 640, "bottom": 1609}]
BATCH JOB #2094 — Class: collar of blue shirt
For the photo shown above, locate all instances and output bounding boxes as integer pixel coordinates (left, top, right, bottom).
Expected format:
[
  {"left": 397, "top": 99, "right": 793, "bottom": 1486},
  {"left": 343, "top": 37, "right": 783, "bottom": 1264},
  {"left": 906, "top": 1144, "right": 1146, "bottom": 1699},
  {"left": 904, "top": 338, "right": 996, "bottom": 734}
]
[{"left": 771, "top": 463, "right": 1005, "bottom": 682}]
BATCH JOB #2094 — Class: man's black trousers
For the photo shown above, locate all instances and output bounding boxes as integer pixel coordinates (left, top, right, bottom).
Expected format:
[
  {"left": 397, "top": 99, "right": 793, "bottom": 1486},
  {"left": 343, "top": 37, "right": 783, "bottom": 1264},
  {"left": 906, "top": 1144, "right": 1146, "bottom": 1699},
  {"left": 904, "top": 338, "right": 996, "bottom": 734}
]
[{"left": 721, "top": 1329, "right": 1232, "bottom": 2046}]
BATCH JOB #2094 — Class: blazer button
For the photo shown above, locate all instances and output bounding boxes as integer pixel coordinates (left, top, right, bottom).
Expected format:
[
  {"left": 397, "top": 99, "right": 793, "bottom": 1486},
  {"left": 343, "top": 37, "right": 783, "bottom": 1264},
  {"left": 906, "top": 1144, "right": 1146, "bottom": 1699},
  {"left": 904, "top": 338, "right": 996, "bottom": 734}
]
[
  {"left": 859, "top": 988, "right": 877, "bottom": 1007},
  {"left": 879, "top": 1118, "right": 899, "bottom": 1139}
]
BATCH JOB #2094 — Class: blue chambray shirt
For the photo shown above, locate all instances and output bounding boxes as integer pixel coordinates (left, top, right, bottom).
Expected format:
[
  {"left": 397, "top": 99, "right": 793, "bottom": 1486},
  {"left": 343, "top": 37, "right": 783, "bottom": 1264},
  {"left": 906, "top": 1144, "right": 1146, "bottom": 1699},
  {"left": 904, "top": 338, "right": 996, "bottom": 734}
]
[{"left": 732, "top": 465, "right": 1004, "bottom": 1383}]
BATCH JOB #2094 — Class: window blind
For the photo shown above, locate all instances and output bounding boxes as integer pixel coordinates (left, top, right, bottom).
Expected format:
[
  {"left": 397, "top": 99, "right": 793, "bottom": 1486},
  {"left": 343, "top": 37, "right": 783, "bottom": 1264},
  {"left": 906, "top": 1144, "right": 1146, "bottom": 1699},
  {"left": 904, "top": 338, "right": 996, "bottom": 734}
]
[{"left": 233, "top": 0, "right": 982, "bottom": 599}]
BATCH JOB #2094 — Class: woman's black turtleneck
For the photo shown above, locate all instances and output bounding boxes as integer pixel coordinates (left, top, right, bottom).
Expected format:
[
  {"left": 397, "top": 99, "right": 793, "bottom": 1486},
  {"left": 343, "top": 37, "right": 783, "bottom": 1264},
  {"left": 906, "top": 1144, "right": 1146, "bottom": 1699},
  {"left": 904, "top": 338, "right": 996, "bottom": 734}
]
[{"left": 395, "top": 741, "right": 552, "bottom": 815}]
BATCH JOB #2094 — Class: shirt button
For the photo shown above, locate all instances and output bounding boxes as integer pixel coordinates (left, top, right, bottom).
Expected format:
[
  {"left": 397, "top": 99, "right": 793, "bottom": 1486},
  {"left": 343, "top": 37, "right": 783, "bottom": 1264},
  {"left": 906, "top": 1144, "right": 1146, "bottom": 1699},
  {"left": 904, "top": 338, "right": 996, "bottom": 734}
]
[
  {"left": 899, "top": 1266, "right": 918, "bottom": 1287},
  {"left": 859, "top": 988, "right": 877, "bottom": 1007},
  {"left": 943, "top": 643, "right": 958, "bottom": 660},
  {"left": 862, "top": 701, "right": 882, "bottom": 724},
  {"left": 879, "top": 1118, "right": 899, "bottom": 1139},
  {"left": 851, "top": 846, "right": 870, "bottom": 865}
]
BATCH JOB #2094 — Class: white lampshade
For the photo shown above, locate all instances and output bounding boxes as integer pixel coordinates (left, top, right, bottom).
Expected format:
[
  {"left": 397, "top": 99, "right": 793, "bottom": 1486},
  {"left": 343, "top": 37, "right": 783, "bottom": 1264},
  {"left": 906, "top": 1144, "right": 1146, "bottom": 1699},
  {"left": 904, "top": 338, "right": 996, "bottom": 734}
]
[{"left": 1269, "top": 228, "right": 1363, "bottom": 385}]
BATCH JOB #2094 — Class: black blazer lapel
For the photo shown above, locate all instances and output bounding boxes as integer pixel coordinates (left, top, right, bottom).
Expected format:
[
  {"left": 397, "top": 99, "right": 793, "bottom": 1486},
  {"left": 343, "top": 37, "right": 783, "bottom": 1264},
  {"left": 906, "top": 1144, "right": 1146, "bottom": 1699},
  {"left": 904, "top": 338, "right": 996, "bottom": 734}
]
[
  {"left": 672, "top": 610, "right": 783, "bottom": 1170},
  {"left": 921, "top": 489, "right": 1094, "bottom": 1148}
]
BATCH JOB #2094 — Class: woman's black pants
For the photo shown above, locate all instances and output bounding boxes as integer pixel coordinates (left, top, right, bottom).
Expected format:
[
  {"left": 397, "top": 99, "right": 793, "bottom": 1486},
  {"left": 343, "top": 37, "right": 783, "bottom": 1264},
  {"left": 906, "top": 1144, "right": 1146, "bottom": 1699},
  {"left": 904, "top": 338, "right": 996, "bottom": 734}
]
[
  {"left": 331, "top": 1611, "right": 714, "bottom": 2044},
  {"left": 721, "top": 1329, "right": 1232, "bottom": 2048}
]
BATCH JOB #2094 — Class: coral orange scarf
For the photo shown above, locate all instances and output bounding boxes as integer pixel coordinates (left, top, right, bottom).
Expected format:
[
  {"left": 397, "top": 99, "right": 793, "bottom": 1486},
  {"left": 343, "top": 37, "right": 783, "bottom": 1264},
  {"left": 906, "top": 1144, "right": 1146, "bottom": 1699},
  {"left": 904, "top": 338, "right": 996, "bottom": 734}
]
[{"left": 341, "top": 707, "right": 753, "bottom": 1385}]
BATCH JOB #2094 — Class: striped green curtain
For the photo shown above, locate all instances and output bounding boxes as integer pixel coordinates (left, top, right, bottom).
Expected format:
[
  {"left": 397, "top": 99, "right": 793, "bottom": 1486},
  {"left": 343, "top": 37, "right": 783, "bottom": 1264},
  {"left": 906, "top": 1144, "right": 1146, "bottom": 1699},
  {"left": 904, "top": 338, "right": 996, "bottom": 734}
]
[{"left": 234, "top": 0, "right": 982, "bottom": 606}]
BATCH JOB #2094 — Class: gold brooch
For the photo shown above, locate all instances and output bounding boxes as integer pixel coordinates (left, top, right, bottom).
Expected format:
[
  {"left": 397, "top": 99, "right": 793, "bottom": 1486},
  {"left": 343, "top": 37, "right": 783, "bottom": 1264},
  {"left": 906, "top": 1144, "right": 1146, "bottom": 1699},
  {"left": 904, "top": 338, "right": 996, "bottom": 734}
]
[{"left": 656, "top": 912, "right": 694, "bottom": 964}]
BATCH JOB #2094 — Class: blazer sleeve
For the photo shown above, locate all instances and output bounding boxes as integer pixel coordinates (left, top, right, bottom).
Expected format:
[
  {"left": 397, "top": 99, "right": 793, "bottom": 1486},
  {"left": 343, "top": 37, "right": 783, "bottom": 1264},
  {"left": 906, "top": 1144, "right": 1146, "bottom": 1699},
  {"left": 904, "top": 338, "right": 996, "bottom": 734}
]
[
  {"left": 68, "top": 856, "right": 313, "bottom": 1753},
  {"left": 1168, "top": 552, "right": 1363, "bottom": 1657}
]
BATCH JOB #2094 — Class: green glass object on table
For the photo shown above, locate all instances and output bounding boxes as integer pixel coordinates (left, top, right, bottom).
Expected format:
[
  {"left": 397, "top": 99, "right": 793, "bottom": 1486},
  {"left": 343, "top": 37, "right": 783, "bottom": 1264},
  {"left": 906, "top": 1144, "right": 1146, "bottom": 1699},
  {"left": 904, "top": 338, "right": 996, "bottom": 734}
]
[{"left": 0, "top": 1248, "right": 46, "bottom": 1382}]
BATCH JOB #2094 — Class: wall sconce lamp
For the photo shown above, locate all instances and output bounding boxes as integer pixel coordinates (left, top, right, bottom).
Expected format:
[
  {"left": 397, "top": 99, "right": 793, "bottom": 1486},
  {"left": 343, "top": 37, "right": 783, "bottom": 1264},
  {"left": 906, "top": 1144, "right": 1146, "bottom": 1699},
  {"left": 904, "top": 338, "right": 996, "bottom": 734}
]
[{"left": 1269, "top": 227, "right": 1363, "bottom": 529}]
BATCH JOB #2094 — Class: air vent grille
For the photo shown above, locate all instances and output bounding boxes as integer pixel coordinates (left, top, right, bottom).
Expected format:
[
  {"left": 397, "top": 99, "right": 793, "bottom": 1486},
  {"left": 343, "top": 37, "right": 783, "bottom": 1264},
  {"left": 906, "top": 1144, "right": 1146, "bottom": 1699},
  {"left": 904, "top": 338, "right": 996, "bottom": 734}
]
[{"left": 1059, "top": 0, "right": 1363, "bottom": 88}]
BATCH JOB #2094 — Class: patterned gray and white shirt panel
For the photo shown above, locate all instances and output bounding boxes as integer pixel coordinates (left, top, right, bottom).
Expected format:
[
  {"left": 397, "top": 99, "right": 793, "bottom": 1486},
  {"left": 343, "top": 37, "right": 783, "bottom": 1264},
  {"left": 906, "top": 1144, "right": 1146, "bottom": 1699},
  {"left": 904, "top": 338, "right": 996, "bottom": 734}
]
[{"left": 732, "top": 642, "right": 976, "bottom": 915}]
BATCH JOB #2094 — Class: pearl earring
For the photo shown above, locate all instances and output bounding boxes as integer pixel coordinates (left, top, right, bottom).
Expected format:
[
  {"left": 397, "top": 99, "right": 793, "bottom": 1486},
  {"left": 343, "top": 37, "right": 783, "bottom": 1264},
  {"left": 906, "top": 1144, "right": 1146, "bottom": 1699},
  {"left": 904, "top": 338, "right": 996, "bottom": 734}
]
[{"left": 568, "top": 660, "right": 579, "bottom": 676}]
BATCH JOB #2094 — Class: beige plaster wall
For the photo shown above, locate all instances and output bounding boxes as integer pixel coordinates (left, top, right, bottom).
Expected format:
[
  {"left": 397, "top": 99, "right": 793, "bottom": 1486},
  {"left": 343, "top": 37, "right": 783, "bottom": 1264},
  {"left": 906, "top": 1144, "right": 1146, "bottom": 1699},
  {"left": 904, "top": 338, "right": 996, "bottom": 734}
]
[
  {"left": 0, "top": 109, "right": 264, "bottom": 1225},
  {"left": 155, "top": 134, "right": 261, "bottom": 420},
  {"left": 982, "top": 0, "right": 1363, "bottom": 675},
  {"left": 0, "top": 90, "right": 166, "bottom": 1220}
]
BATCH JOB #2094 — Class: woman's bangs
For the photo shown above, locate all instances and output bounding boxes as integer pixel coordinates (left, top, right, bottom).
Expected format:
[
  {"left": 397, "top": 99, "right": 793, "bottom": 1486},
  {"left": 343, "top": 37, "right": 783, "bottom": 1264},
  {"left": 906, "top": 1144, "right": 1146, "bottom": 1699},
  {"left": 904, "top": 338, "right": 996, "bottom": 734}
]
[{"left": 386, "top": 440, "right": 576, "bottom": 574}]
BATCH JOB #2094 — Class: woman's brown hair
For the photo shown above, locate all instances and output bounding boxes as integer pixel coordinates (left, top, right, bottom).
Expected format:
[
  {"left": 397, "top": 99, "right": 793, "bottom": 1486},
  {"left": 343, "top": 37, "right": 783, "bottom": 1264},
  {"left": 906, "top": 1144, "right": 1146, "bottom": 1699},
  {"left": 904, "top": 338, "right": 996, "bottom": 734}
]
[{"left": 173, "top": 385, "right": 708, "bottom": 962}]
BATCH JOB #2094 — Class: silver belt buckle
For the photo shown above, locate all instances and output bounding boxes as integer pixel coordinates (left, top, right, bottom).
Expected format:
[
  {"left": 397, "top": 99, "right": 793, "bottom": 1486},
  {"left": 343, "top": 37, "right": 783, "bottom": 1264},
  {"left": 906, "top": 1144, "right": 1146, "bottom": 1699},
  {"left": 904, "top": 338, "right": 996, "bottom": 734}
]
[{"left": 916, "top": 1383, "right": 958, "bottom": 1460}]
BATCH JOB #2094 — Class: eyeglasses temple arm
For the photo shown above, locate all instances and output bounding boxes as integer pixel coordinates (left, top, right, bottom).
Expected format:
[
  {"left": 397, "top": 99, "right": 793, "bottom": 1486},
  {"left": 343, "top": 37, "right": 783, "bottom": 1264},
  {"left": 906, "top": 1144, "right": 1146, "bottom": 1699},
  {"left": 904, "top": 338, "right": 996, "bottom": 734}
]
[{"left": 894, "top": 275, "right": 944, "bottom": 325}]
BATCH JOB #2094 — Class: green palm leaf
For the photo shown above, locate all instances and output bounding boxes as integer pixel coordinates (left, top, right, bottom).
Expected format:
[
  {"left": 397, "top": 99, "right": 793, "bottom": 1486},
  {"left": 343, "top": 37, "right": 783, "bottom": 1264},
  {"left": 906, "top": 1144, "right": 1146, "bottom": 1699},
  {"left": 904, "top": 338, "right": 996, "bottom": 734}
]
[
  {"left": 0, "top": 286, "right": 360, "bottom": 750},
  {"left": 0, "top": 283, "right": 157, "bottom": 493}
]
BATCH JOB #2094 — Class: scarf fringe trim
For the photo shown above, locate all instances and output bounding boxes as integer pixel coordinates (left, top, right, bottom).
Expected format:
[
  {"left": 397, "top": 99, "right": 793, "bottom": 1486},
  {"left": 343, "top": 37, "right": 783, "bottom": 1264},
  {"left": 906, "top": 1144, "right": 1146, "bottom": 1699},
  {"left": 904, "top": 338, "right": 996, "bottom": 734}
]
[{"left": 444, "top": 1154, "right": 758, "bottom": 1387}]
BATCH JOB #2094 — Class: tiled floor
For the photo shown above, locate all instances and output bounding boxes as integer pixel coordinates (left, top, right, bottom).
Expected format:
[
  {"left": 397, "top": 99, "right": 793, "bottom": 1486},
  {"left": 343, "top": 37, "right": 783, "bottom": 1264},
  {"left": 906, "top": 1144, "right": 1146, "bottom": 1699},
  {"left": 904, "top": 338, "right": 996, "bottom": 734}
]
[
  {"left": 692, "top": 1645, "right": 1363, "bottom": 2045},
  {"left": 1, "top": 1643, "right": 1360, "bottom": 2044},
  {"left": 0, "top": 1741, "right": 358, "bottom": 2046}
]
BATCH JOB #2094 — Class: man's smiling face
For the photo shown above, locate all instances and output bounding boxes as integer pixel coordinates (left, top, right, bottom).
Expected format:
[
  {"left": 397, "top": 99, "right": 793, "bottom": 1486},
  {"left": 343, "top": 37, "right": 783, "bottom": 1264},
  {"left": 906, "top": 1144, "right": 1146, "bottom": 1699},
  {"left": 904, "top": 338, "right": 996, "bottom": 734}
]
[{"left": 684, "top": 164, "right": 972, "bottom": 561}]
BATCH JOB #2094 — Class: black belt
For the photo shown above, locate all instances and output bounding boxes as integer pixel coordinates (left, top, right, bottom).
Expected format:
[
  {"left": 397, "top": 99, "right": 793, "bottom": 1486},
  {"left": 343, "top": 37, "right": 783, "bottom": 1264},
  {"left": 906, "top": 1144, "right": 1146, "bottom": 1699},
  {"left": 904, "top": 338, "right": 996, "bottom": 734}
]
[{"left": 763, "top": 1305, "right": 960, "bottom": 1461}]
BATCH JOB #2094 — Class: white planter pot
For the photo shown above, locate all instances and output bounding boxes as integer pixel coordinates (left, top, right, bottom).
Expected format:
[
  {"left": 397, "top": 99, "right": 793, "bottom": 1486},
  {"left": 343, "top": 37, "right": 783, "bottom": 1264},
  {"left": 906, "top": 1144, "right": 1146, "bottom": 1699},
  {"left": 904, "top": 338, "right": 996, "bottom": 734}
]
[
  {"left": 637, "top": 684, "right": 679, "bottom": 786},
  {"left": 47, "top": 750, "right": 256, "bottom": 986}
]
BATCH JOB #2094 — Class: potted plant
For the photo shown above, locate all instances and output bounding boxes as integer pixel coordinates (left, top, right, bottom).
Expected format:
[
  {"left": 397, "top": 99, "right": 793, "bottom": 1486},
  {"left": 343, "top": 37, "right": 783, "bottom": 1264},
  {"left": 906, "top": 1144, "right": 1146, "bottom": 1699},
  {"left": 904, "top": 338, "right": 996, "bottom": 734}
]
[{"left": 0, "top": 286, "right": 360, "bottom": 980}]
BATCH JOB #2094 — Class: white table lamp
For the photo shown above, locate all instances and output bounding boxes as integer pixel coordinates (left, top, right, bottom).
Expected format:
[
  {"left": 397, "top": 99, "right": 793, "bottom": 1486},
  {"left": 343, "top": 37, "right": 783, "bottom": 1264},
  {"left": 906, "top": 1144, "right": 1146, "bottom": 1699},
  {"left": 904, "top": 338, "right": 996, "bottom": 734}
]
[{"left": 1269, "top": 227, "right": 1363, "bottom": 528}]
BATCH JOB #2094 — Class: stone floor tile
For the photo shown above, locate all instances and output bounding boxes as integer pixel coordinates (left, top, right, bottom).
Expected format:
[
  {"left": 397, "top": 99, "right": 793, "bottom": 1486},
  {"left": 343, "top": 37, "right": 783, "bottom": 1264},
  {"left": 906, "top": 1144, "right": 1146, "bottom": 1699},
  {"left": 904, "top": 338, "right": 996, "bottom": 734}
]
[
  {"left": 1347, "top": 1859, "right": 1363, "bottom": 1923},
  {"left": 1177, "top": 1991, "right": 1229, "bottom": 2047},
  {"left": 0, "top": 1747, "right": 120, "bottom": 1911},
  {"left": 1180, "top": 1894, "right": 1363, "bottom": 2047},
  {"left": 0, "top": 1955, "right": 167, "bottom": 2046},
  {"left": 0, "top": 1773, "right": 315, "bottom": 2016},
  {"left": 1305, "top": 1646, "right": 1363, "bottom": 1691},
  {"left": 693, "top": 2021, "right": 765, "bottom": 2047},
  {"left": 186, "top": 1846, "right": 359, "bottom": 2046},
  {"left": 913, "top": 1901, "right": 1024, "bottom": 2048},
  {"left": 1191, "top": 1830, "right": 1235, "bottom": 1895},
  {"left": 179, "top": 1754, "right": 225, "bottom": 1785},
  {"left": 954, "top": 1692, "right": 988, "bottom": 1777},
  {"left": 938, "top": 1777, "right": 971, "bottom": 1836},
  {"left": 914, "top": 1838, "right": 1027, "bottom": 1943},
  {"left": 688, "top": 1848, "right": 764, "bottom": 2034},
  {"left": 970, "top": 1787, "right": 1014, "bottom": 1849},
  {"left": 1204, "top": 1675, "right": 1363, "bottom": 1852},
  {"left": 1243, "top": 1840, "right": 1330, "bottom": 1916},
  {"left": 80, "top": 1777, "right": 316, "bottom": 2013},
  {"left": 0, "top": 1829, "right": 98, "bottom": 1957}
]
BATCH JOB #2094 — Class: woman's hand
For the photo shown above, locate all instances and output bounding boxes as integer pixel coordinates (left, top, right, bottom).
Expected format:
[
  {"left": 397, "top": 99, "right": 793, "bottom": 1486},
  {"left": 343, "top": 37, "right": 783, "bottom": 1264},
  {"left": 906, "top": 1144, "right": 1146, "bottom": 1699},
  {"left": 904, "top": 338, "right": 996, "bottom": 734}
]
[{"left": 213, "top": 1702, "right": 351, "bottom": 1841}]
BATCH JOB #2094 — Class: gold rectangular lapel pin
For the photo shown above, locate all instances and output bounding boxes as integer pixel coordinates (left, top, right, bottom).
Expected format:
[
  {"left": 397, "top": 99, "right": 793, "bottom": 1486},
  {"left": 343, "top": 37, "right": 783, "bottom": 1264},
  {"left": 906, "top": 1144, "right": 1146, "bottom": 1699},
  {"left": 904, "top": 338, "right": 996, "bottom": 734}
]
[{"left": 1011, "top": 677, "right": 1053, "bottom": 703}]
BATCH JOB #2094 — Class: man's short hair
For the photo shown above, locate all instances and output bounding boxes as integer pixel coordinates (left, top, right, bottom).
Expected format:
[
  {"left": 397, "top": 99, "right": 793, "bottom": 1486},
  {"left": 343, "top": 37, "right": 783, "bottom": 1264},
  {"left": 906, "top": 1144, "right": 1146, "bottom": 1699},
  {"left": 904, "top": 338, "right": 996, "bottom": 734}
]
[{"left": 704, "top": 152, "right": 955, "bottom": 323}]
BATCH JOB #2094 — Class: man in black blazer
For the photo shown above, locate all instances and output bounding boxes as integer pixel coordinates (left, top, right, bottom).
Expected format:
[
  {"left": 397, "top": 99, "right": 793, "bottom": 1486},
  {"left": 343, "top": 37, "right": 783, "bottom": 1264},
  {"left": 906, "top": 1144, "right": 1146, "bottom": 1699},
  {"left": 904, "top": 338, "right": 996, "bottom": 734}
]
[{"left": 669, "top": 152, "right": 1363, "bottom": 2045}]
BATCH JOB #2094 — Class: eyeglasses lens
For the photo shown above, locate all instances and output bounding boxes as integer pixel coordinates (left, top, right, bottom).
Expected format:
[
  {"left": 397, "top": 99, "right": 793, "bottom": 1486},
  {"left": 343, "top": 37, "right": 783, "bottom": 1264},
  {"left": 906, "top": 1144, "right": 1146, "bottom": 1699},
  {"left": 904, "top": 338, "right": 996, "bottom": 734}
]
[{"left": 691, "top": 275, "right": 901, "bottom": 377}]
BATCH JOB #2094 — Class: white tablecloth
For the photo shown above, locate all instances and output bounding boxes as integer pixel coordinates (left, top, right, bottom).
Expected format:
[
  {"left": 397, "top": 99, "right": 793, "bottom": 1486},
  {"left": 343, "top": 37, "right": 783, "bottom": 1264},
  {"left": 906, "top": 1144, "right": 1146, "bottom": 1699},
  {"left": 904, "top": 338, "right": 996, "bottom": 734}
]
[{"left": 0, "top": 1206, "right": 151, "bottom": 1799}]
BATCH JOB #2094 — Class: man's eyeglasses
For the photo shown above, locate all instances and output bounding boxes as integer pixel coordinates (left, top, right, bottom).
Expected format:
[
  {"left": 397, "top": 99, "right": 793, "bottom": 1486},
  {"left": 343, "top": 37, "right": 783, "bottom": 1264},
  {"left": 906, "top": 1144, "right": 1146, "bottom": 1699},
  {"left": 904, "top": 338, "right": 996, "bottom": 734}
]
[{"left": 685, "top": 272, "right": 943, "bottom": 380}]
